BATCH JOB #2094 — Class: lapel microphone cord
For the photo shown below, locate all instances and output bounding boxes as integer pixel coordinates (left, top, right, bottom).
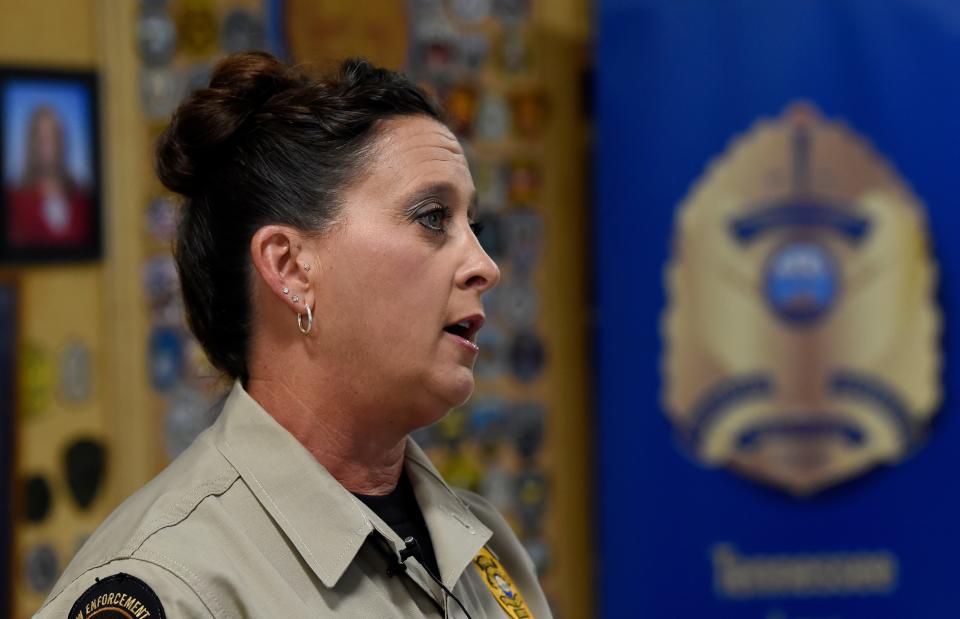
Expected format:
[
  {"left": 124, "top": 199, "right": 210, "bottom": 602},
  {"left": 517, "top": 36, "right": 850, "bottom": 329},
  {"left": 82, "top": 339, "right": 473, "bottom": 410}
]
[{"left": 387, "top": 536, "right": 475, "bottom": 619}]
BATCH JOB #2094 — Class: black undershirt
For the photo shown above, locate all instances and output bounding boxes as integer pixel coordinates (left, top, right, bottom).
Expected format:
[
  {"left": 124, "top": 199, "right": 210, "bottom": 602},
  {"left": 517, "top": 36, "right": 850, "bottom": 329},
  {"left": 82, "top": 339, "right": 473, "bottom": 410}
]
[{"left": 353, "top": 469, "right": 441, "bottom": 579}]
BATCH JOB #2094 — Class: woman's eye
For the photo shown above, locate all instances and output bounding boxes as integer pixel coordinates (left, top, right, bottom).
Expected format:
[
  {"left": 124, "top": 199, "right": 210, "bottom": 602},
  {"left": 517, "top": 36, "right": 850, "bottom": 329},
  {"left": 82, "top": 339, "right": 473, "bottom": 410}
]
[{"left": 418, "top": 207, "right": 448, "bottom": 233}]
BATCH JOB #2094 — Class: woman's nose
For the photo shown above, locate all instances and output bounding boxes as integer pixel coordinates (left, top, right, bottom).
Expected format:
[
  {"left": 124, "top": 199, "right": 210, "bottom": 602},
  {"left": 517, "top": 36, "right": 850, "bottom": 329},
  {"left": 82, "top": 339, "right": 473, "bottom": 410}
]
[{"left": 460, "top": 235, "right": 501, "bottom": 293}]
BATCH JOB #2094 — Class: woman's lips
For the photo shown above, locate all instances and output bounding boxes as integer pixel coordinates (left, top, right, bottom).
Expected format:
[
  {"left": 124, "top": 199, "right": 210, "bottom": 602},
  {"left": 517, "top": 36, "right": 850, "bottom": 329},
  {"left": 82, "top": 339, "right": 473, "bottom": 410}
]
[
  {"left": 442, "top": 314, "right": 484, "bottom": 353},
  {"left": 444, "top": 330, "right": 480, "bottom": 353}
]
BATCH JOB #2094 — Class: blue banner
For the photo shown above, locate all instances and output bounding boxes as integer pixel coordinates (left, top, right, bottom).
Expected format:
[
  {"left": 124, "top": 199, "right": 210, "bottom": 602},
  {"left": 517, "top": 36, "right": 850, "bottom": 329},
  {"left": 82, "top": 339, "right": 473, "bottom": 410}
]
[{"left": 596, "top": 1, "right": 960, "bottom": 617}]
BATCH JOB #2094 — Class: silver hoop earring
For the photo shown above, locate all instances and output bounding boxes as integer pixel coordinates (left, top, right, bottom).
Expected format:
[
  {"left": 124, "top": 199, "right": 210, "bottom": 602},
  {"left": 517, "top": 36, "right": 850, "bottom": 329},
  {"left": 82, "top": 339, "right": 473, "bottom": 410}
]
[{"left": 297, "top": 304, "right": 313, "bottom": 335}]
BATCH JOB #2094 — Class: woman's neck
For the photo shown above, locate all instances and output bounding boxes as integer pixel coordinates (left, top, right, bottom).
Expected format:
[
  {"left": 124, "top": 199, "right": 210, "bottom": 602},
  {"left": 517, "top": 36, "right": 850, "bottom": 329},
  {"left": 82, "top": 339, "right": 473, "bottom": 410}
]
[
  {"left": 38, "top": 176, "right": 66, "bottom": 195},
  {"left": 245, "top": 376, "right": 407, "bottom": 495}
]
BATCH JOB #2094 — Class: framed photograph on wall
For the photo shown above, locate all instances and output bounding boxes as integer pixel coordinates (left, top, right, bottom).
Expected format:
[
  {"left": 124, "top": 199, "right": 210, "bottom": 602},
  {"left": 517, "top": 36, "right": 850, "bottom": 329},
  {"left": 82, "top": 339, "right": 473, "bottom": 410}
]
[{"left": 0, "top": 68, "right": 101, "bottom": 263}]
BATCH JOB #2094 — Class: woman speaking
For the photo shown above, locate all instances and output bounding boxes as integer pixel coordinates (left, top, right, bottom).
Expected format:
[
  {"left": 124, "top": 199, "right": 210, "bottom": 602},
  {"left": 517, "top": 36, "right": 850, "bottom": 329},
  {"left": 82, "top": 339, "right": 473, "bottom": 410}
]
[{"left": 35, "top": 52, "right": 549, "bottom": 618}]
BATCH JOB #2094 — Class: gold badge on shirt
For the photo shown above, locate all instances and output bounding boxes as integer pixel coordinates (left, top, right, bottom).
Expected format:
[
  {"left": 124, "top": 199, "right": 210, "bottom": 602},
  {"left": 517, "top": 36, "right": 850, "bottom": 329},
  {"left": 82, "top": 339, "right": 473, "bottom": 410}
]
[
  {"left": 472, "top": 547, "right": 535, "bottom": 619},
  {"left": 662, "top": 102, "right": 941, "bottom": 496}
]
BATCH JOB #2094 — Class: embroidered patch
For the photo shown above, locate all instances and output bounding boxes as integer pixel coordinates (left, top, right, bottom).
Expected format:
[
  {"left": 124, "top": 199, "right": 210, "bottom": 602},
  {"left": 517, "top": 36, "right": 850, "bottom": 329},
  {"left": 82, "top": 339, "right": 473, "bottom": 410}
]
[
  {"left": 68, "top": 573, "right": 166, "bottom": 619},
  {"left": 472, "top": 547, "right": 535, "bottom": 619}
]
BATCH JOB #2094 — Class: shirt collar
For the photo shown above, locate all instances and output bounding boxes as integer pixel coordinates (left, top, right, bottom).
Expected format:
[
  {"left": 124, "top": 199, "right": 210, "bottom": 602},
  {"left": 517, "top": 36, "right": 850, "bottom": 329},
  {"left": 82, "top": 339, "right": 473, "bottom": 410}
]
[
  {"left": 212, "top": 381, "right": 372, "bottom": 588},
  {"left": 211, "top": 381, "right": 492, "bottom": 590},
  {"left": 404, "top": 439, "right": 492, "bottom": 587}
]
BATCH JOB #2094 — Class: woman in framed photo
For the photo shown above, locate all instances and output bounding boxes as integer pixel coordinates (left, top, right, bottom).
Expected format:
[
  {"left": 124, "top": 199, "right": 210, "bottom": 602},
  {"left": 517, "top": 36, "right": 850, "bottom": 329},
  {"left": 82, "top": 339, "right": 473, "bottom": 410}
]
[{"left": 5, "top": 104, "right": 92, "bottom": 247}]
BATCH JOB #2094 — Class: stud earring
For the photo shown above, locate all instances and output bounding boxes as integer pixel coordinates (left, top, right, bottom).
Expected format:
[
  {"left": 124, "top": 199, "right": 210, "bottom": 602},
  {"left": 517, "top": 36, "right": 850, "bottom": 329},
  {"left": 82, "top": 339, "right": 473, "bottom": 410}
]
[
  {"left": 303, "top": 264, "right": 311, "bottom": 272},
  {"left": 282, "top": 287, "right": 289, "bottom": 295},
  {"left": 292, "top": 295, "right": 300, "bottom": 303}
]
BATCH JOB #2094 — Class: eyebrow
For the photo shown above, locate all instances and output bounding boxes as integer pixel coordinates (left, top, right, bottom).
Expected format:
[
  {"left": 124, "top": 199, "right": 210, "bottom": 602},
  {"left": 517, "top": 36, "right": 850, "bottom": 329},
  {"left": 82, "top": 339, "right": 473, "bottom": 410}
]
[{"left": 402, "top": 181, "right": 478, "bottom": 219}]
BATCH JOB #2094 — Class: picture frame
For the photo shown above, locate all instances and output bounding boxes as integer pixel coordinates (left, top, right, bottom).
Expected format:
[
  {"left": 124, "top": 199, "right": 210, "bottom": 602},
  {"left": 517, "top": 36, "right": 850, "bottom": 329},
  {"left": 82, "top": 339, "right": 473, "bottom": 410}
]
[{"left": 0, "top": 68, "right": 101, "bottom": 263}]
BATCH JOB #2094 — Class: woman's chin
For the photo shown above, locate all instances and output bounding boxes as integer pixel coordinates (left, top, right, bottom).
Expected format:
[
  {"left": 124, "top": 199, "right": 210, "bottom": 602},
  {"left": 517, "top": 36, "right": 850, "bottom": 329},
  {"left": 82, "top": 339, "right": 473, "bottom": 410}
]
[
  {"left": 444, "top": 367, "right": 477, "bottom": 407},
  {"left": 415, "top": 369, "right": 476, "bottom": 424}
]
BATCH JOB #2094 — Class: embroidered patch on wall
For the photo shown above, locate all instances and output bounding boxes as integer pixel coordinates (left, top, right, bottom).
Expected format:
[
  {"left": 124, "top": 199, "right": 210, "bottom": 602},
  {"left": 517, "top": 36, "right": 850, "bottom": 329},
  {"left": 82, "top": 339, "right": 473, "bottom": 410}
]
[
  {"left": 68, "top": 573, "right": 166, "bottom": 619},
  {"left": 472, "top": 547, "right": 535, "bottom": 619}
]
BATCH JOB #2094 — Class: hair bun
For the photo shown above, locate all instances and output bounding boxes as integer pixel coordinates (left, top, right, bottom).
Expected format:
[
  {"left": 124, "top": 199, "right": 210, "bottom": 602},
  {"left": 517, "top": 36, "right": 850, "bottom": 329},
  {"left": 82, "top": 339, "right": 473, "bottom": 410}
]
[{"left": 156, "top": 52, "right": 303, "bottom": 196}]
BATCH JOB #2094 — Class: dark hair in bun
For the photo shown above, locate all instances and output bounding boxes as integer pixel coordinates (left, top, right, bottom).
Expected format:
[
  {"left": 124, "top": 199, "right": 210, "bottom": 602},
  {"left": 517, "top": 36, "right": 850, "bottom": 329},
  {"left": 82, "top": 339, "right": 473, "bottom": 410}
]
[{"left": 156, "top": 52, "right": 443, "bottom": 381}]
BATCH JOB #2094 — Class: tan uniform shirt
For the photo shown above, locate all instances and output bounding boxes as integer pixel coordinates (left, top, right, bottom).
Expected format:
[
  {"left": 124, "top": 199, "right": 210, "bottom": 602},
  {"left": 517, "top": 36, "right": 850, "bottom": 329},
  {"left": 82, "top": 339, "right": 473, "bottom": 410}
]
[{"left": 35, "top": 383, "right": 551, "bottom": 618}]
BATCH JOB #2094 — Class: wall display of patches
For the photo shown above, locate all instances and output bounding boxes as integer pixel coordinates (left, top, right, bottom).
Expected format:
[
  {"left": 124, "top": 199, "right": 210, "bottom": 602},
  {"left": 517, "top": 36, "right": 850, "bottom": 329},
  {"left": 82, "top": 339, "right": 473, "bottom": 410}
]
[
  {"left": 0, "top": 69, "right": 101, "bottom": 263},
  {"left": 400, "top": 0, "right": 554, "bottom": 594},
  {"left": 136, "top": 1, "right": 277, "bottom": 460},
  {"left": 0, "top": 281, "right": 16, "bottom": 619},
  {"left": 136, "top": 2, "right": 270, "bottom": 123}
]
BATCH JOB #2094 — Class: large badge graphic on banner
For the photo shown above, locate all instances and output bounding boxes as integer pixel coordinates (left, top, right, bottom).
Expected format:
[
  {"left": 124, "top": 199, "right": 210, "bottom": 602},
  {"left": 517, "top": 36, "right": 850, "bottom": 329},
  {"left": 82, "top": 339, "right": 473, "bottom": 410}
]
[{"left": 662, "top": 103, "right": 941, "bottom": 495}]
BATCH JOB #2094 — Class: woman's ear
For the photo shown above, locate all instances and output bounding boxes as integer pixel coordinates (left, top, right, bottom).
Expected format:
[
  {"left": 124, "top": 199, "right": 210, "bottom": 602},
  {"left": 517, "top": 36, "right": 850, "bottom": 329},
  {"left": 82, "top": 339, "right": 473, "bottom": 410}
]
[{"left": 249, "top": 225, "right": 314, "bottom": 313}]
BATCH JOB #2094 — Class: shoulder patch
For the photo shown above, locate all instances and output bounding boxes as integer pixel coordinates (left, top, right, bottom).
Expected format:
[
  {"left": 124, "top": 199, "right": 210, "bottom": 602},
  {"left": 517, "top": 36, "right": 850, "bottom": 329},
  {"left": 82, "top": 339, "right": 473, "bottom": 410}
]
[{"left": 68, "top": 573, "right": 166, "bottom": 619}]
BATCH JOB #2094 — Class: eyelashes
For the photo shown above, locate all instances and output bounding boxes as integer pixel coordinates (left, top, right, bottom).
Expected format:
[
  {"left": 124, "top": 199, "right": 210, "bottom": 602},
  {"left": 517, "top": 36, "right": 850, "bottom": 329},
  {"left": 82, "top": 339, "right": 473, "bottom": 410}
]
[{"left": 415, "top": 204, "right": 483, "bottom": 237}]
